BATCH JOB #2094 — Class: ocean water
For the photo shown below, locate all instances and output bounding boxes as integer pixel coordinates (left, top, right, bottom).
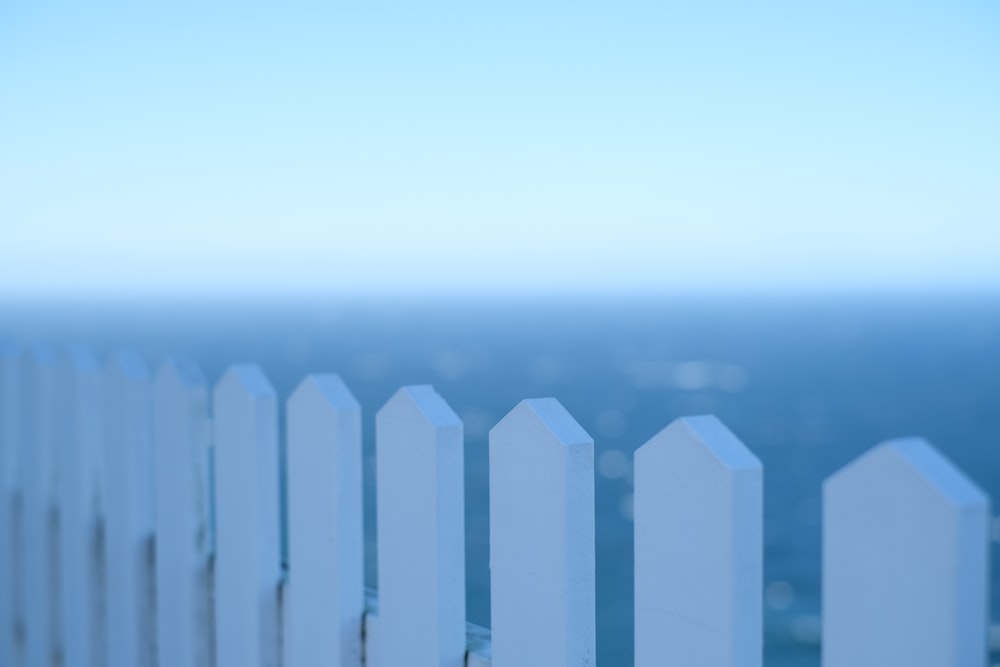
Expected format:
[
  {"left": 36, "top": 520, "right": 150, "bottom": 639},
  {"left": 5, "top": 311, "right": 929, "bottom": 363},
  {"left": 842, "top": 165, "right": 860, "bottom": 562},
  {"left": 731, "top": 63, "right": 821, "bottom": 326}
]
[{"left": 4, "top": 294, "right": 1000, "bottom": 666}]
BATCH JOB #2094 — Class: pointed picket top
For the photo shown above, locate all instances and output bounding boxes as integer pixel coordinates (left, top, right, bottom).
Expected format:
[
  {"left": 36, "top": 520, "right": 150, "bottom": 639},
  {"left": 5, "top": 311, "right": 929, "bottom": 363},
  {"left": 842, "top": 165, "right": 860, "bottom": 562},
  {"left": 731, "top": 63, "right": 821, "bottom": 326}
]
[
  {"left": 61, "top": 339, "right": 104, "bottom": 513},
  {"left": 153, "top": 358, "right": 210, "bottom": 550},
  {"left": 826, "top": 437, "right": 988, "bottom": 508},
  {"left": 489, "top": 398, "right": 595, "bottom": 667},
  {"left": 378, "top": 384, "right": 462, "bottom": 429},
  {"left": 25, "top": 340, "right": 58, "bottom": 484},
  {"left": 0, "top": 337, "right": 20, "bottom": 493},
  {"left": 104, "top": 349, "right": 154, "bottom": 534},
  {"left": 638, "top": 414, "right": 762, "bottom": 472},
  {"left": 823, "top": 437, "right": 990, "bottom": 667},
  {"left": 216, "top": 363, "right": 276, "bottom": 401},
  {"left": 376, "top": 384, "right": 465, "bottom": 667},
  {"left": 285, "top": 374, "right": 364, "bottom": 667},
  {"left": 62, "top": 343, "right": 102, "bottom": 505},
  {"left": 291, "top": 373, "right": 361, "bottom": 412},
  {"left": 0, "top": 338, "right": 21, "bottom": 489},
  {"left": 634, "top": 415, "right": 763, "bottom": 667},
  {"left": 25, "top": 341, "right": 60, "bottom": 500},
  {"left": 490, "top": 397, "right": 592, "bottom": 450},
  {"left": 157, "top": 356, "right": 207, "bottom": 391}
]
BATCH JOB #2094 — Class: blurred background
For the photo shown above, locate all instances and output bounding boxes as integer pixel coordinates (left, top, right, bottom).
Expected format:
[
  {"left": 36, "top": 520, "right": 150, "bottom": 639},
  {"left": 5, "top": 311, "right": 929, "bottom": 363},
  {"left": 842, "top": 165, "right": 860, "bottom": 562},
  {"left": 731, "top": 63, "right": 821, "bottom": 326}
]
[{"left": 2, "top": 1, "right": 999, "bottom": 665}]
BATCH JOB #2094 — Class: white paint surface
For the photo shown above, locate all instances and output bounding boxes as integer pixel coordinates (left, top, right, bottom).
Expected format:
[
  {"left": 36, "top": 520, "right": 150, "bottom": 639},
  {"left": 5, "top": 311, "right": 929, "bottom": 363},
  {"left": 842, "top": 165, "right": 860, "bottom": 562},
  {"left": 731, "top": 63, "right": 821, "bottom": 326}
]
[
  {"left": 489, "top": 398, "right": 595, "bottom": 667},
  {"left": 375, "top": 386, "right": 466, "bottom": 667},
  {"left": 104, "top": 350, "right": 156, "bottom": 667},
  {"left": 634, "top": 415, "right": 763, "bottom": 667},
  {"left": 23, "top": 344, "right": 58, "bottom": 667},
  {"left": 59, "top": 345, "right": 102, "bottom": 667},
  {"left": 213, "top": 365, "right": 281, "bottom": 667},
  {"left": 364, "top": 604, "right": 381, "bottom": 667},
  {"left": 155, "top": 358, "right": 213, "bottom": 667},
  {"left": 285, "top": 374, "right": 364, "bottom": 667},
  {"left": 0, "top": 340, "right": 20, "bottom": 665},
  {"left": 823, "top": 438, "right": 991, "bottom": 667},
  {"left": 4, "top": 337, "right": 998, "bottom": 667}
]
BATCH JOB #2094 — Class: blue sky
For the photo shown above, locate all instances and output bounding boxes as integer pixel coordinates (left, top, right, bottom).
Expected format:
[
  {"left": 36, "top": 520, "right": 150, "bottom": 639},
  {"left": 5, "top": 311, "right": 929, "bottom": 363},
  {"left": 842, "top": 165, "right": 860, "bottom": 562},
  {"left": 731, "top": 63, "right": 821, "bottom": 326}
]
[{"left": 1, "top": 0, "right": 998, "bottom": 296}]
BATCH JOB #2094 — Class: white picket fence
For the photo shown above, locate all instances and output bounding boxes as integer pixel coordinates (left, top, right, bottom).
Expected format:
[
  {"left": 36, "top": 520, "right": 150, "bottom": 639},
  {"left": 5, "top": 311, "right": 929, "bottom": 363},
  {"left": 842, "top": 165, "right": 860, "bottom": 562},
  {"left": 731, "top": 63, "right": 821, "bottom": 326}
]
[{"left": 0, "top": 339, "right": 992, "bottom": 667}]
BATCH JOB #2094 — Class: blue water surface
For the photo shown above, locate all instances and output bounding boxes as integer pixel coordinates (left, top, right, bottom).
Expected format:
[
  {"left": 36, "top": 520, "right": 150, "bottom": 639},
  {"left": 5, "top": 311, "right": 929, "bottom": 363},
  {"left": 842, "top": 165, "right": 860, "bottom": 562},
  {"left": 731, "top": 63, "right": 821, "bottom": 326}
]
[{"left": 4, "top": 294, "right": 999, "bottom": 666}]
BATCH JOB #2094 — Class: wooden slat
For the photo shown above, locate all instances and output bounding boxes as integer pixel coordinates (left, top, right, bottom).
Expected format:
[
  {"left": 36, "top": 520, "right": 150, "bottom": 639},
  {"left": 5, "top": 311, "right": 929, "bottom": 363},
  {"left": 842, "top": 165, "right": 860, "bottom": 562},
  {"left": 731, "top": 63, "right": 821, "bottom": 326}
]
[
  {"left": 823, "top": 438, "right": 991, "bottom": 667},
  {"left": 59, "top": 344, "right": 102, "bottom": 667},
  {"left": 375, "top": 385, "right": 465, "bottom": 667},
  {"left": 285, "top": 374, "right": 364, "bottom": 667},
  {"left": 0, "top": 339, "right": 21, "bottom": 665},
  {"left": 154, "top": 357, "right": 214, "bottom": 667},
  {"left": 23, "top": 343, "right": 59, "bottom": 667},
  {"left": 104, "top": 350, "right": 155, "bottom": 667},
  {"left": 213, "top": 365, "right": 281, "bottom": 667},
  {"left": 634, "top": 415, "right": 763, "bottom": 667},
  {"left": 489, "top": 398, "right": 594, "bottom": 667}
]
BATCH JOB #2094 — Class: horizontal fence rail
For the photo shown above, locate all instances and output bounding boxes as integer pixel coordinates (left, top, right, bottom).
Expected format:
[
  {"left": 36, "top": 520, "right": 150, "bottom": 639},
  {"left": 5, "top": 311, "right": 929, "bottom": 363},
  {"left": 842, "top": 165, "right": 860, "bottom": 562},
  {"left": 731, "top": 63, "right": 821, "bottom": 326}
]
[{"left": 0, "top": 338, "right": 993, "bottom": 667}]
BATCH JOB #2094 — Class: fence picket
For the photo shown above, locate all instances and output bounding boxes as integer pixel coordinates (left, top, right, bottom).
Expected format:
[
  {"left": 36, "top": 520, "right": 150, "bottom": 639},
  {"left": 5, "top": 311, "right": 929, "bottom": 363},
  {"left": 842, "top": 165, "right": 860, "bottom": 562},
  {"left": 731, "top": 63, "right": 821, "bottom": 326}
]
[
  {"left": 104, "top": 350, "right": 156, "bottom": 667},
  {"left": 375, "top": 386, "right": 465, "bottom": 667},
  {"left": 3, "top": 334, "right": 999, "bottom": 667},
  {"left": 285, "top": 374, "right": 364, "bottom": 667},
  {"left": 634, "top": 415, "right": 763, "bottom": 667},
  {"left": 213, "top": 365, "right": 281, "bottom": 667},
  {"left": 489, "top": 399, "right": 595, "bottom": 667},
  {"left": 23, "top": 343, "right": 59, "bottom": 667},
  {"left": 154, "top": 358, "right": 214, "bottom": 667},
  {"left": 59, "top": 345, "right": 102, "bottom": 667},
  {"left": 823, "top": 438, "right": 991, "bottom": 667},
  {"left": 0, "top": 340, "right": 21, "bottom": 666}
]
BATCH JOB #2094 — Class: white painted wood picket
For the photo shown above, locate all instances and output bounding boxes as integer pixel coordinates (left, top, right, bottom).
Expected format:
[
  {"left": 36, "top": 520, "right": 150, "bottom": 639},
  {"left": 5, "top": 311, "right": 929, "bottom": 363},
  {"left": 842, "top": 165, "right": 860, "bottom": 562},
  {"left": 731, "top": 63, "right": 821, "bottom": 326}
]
[
  {"left": 213, "top": 366, "right": 282, "bottom": 667},
  {"left": 823, "top": 438, "right": 990, "bottom": 667},
  {"left": 23, "top": 344, "right": 58, "bottom": 667},
  {"left": 634, "top": 415, "right": 762, "bottom": 667},
  {"left": 285, "top": 375, "right": 363, "bottom": 667},
  {"left": 104, "top": 351, "right": 156, "bottom": 667},
  {"left": 154, "top": 358, "right": 213, "bottom": 667},
  {"left": 59, "top": 345, "right": 102, "bottom": 667},
  {"left": 0, "top": 339, "right": 992, "bottom": 667},
  {"left": 490, "top": 399, "right": 595, "bottom": 667},
  {"left": 0, "top": 339, "right": 20, "bottom": 667}
]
